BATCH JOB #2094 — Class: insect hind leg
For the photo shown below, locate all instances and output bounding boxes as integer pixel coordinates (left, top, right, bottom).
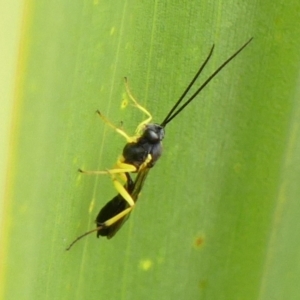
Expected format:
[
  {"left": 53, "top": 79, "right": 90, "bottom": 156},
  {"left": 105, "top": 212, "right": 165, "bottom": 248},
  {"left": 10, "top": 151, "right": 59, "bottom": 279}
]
[
  {"left": 97, "top": 173, "right": 136, "bottom": 229},
  {"left": 79, "top": 161, "right": 137, "bottom": 176}
]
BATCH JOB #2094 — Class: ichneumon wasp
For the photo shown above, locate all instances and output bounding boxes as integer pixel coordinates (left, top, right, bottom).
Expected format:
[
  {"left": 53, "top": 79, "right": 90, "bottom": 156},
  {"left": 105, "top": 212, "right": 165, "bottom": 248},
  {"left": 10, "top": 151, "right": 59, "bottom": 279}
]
[{"left": 66, "top": 38, "right": 253, "bottom": 250}]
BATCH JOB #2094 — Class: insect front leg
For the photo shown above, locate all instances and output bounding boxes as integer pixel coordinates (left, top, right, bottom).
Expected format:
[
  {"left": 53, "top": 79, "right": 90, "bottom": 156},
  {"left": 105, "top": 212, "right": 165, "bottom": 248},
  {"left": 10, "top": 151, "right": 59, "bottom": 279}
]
[
  {"left": 96, "top": 110, "right": 137, "bottom": 143},
  {"left": 124, "top": 77, "right": 152, "bottom": 135}
]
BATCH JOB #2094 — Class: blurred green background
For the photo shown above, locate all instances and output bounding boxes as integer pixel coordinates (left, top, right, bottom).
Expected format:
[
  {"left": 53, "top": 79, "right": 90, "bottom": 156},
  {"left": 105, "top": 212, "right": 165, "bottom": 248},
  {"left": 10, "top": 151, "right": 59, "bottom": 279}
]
[{"left": 1, "top": 1, "right": 300, "bottom": 300}]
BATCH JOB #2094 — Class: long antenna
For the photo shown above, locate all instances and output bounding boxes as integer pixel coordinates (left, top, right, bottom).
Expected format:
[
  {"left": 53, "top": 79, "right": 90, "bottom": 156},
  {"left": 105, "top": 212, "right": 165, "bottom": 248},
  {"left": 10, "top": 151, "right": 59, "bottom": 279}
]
[
  {"left": 161, "top": 37, "right": 253, "bottom": 127},
  {"left": 160, "top": 45, "right": 215, "bottom": 126}
]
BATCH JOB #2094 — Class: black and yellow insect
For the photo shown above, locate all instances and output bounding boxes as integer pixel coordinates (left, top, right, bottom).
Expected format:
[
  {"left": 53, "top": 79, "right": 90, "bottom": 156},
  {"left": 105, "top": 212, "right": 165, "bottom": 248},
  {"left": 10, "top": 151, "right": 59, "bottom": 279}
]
[{"left": 66, "top": 38, "right": 253, "bottom": 250}]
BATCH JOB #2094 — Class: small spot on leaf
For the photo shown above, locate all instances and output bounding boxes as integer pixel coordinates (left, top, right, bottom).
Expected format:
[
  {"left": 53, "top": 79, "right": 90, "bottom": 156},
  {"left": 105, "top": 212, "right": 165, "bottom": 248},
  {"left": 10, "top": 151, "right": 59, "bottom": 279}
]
[
  {"left": 139, "top": 259, "right": 153, "bottom": 271},
  {"left": 194, "top": 235, "right": 205, "bottom": 249}
]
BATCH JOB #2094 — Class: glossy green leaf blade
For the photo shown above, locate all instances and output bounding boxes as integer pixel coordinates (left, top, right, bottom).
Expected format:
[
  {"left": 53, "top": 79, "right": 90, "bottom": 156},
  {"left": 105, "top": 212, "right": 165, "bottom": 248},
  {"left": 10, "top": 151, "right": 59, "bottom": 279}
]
[{"left": 2, "top": 1, "right": 300, "bottom": 300}]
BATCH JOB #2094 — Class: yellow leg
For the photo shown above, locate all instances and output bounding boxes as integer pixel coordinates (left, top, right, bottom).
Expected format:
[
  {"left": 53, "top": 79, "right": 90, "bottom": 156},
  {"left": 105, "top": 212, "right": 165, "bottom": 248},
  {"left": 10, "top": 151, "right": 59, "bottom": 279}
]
[
  {"left": 97, "top": 78, "right": 153, "bottom": 142},
  {"left": 96, "top": 110, "right": 137, "bottom": 143},
  {"left": 79, "top": 160, "right": 137, "bottom": 176},
  {"left": 138, "top": 153, "right": 152, "bottom": 170},
  {"left": 124, "top": 78, "right": 152, "bottom": 135},
  {"left": 66, "top": 168, "right": 138, "bottom": 250},
  {"left": 100, "top": 172, "right": 137, "bottom": 227},
  {"left": 111, "top": 176, "right": 135, "bottom": 206},
  {"left": 102, "top": 207, "right": 133, "bottom": 227}
]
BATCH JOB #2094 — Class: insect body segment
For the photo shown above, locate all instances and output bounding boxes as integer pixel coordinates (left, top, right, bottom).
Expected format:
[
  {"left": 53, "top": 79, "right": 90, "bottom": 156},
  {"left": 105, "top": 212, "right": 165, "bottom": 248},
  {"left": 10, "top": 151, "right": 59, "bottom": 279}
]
[
  {"left": 97, "top": 168, "right": 150, "bottom": 238},
  {"left": 66, "top": 38, "right": 253, "bottom": 250},
  {"left": 96, "top": 172, "right": 135, "bottom": 238},
  {"left": 66, "top": 169, "right": 150, "bottom": 250},
  {"left": 122, "top": 123, "right": 164, "bottom": 169},
  {"left": 66, "top": 173, "right": 135, "bottom": 250}
]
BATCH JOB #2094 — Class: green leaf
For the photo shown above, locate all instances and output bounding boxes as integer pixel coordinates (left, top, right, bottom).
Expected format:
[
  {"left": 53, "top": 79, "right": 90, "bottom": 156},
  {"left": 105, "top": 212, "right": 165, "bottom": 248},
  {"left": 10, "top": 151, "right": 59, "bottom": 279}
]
[{"left": 1, "top": 1, "right": 300, "bottom": 300}]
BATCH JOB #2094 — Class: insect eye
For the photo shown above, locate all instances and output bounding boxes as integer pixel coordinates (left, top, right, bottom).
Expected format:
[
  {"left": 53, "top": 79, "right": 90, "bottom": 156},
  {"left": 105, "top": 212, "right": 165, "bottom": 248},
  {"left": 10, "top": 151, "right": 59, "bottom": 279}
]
[
  {"left": 144, "top": 124, "right": 165, "bottom": 142},
  {"left": 146, "top": 129, "right": 159, "bottom": 141}
]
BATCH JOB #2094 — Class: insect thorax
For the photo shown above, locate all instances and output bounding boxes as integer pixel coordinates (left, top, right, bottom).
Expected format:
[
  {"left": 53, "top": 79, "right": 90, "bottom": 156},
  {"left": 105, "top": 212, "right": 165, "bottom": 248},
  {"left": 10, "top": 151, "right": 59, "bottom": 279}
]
[{"left": 122, "top": 123, "right": 164, "bottom": 169}]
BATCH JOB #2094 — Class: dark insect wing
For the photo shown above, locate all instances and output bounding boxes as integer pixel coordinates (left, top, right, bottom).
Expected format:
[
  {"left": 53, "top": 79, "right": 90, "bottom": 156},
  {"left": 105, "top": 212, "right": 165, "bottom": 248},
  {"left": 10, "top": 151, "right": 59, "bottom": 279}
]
[
  {"left": 96, "top": 168, "right": 150, "bottom": 239},
  {"left": 65, "top": 173, "right": 135, "bottom": 250},
  {"left": 130, "top": 168, "right": 150, "bottom": 200},
  {"left": 96, "top": 196, "right": 129, "bottom": 238},
  {"left": 96, "top": 173, "right": 135, "bottom": 238}
]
